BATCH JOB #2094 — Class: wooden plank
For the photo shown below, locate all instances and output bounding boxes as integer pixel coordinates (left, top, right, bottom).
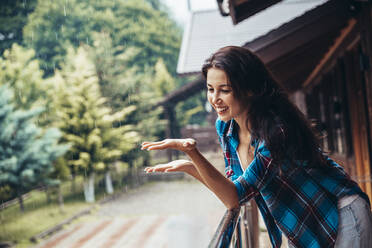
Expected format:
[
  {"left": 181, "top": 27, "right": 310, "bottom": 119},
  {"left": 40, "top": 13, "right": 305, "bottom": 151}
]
[
  {"left": 267, "top": 30, "right": 339, "bottom": 91},
  {"left": 245, "top": 0, "right": 350, "bottom": 55},
  {"left": 350, "top": 45, "right": 372, "bottom": 199},
  {"left": 344, "top": 47, "right": 369, "bottom": 194},
  {"left": 157, "top": 76, "right": 204, "bottom": 106},
  {"left": 358, "top": 4, "right": 372, "bottom": 202},
  {"left": 303, "top": 18, "right": 358, "bottom": 89}
]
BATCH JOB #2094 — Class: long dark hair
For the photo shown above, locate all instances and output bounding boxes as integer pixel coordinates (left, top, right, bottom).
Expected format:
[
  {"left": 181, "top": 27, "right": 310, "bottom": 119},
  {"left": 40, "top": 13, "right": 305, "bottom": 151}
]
[{"left": 202, "top": 46, "right": 325, "bottom": 168}]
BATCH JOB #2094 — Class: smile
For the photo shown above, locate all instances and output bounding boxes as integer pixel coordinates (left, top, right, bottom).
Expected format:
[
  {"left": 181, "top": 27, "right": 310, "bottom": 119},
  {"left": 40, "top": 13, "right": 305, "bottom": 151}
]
[{"left": 216, "top": 106, "right": 228, "bottom": 114}]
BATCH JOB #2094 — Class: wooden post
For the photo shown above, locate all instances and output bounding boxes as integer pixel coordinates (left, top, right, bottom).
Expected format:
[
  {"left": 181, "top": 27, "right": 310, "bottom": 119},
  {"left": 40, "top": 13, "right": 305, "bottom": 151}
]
[{"left": 358, "top": 2, "right": 372, "bottom": 201}]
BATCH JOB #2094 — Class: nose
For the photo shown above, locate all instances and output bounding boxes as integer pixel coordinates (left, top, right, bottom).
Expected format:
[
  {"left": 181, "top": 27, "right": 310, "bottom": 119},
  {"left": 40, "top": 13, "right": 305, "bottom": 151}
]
[{"left": 210, "top": 91, "right": 221, "bottom": 105}]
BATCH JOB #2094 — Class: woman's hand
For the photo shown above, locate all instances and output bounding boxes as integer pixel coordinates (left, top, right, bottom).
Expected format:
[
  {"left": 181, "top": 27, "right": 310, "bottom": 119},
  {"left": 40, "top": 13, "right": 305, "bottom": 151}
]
[
  {"left": 144, "top": 159, "right": 194, "bottom": 174},
  {"left": 141, "top": 138, "right": 197, "bottom": 153}
]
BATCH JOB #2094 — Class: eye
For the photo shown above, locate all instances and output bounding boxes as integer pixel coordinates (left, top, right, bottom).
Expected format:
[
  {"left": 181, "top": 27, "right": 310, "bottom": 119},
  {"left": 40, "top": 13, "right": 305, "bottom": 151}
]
[
  {"left": 221, "top": 89, "right": 231, "bottom": 93},
  {"left": 207, "top": 88, "right": 214, "bottom": 92}
]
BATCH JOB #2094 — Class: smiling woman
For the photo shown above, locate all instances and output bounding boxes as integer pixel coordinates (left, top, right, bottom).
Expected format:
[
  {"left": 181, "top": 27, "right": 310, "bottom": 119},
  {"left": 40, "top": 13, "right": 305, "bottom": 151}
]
[
  {"left": 206, "top": 68, "right": 244, "bottom": 121},
  {"left": 142, "top": 46, "right": 372, "bottom": 248}
]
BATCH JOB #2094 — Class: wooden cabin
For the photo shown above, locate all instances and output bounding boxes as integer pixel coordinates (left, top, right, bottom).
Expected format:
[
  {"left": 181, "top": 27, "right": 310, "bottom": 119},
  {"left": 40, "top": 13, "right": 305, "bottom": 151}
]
[
  {"left": 223, "top": 0, "right": 372, "bottom": 204},
  {"left": 161, "top": 0, "right": 372, "bottom": 202}
]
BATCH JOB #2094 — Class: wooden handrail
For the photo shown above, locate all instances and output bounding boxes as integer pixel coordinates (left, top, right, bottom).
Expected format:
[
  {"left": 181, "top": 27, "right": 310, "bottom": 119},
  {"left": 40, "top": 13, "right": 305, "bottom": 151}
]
[
  {"left": 209, "top": 201, "right": 259, "bottom": 248},
  {"left": 209, "top": 207, "right": 240, "bottom": 247}
]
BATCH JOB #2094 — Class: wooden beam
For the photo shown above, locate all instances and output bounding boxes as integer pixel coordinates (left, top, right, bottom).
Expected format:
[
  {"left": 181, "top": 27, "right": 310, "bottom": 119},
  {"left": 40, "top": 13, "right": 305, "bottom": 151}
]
[
  {"left": 241, "top": 0, "right": 351, "bottom": 91},
  {"left": 358, "top": 4, "right": 372, "bottom": 200},
  {"left": 303, "top": 18, "right": 358, "bottom": 90},
  {"left": 228, "top": 0, "right": 283, "bottom": 25},
  {"left": 157, "top": 75, "right": 205, "bottom": 107},
  {"left": 244, "top": 0, "right": 350, "bottom": 56}
]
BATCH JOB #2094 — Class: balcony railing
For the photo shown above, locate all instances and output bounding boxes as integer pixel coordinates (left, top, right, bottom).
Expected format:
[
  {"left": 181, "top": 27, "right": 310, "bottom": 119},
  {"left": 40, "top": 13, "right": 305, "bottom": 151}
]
[{"left": 209, "top": 200, "right": 259, "bottom": 248}]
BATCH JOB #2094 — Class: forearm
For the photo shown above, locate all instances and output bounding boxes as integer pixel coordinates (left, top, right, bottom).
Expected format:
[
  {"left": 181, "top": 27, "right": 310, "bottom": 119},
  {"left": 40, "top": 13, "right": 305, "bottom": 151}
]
[
  {"left": 186, "top": 148, "right": 240, "bottom": 210},
  {"left": 186, "top": 165, "right": 213, "bottom": 190}
]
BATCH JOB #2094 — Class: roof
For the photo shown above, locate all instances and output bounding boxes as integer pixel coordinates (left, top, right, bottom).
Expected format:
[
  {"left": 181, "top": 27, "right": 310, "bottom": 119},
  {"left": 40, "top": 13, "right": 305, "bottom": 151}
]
[
  {"left": 176, "top": 0, "right": 328, "bottom": 75},
  {"left": 222, "top": 0, "right": 283, "bottom": 25}
]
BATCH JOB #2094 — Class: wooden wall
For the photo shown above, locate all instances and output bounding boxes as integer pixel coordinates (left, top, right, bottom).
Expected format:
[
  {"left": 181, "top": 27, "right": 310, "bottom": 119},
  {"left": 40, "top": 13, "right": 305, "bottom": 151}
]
[{"left": 304, "top": 38, "right": 372, "bottom": 201}]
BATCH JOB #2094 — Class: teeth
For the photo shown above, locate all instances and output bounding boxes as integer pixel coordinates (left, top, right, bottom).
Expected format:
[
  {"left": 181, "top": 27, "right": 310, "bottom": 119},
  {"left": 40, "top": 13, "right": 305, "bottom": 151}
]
[{"left": 216, "top": 107, "right": 228, "bottom": 112}]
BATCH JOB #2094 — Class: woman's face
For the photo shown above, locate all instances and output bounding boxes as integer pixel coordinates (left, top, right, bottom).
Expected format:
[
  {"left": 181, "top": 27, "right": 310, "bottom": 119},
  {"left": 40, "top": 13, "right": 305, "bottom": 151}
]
[{"left": 206, "top": 67, "right": 245, "bottom": 122}]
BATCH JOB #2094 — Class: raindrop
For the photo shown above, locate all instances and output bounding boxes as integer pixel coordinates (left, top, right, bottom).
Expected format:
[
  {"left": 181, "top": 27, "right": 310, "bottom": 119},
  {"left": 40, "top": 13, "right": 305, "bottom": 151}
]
[
  {"left": 55, "top": 32, "right": 58, "bottom": 40},
  {"left": 64, "top": 5, "right": 67, "bottom": 16},
  {"left": 86, "top": 37, "right": 89, "bottom": 45}
]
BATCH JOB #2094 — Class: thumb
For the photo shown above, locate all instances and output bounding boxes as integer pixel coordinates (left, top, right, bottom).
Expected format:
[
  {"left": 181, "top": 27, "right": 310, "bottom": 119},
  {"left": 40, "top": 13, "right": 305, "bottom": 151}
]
[{"left": 165, "top": 167, "right": 176, "bottom": 172}]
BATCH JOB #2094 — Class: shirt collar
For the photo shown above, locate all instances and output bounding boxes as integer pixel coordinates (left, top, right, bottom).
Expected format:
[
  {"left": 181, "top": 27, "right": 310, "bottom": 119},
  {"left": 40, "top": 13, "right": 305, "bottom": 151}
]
[{"left": 225, "top": 118, "right": 259, "bottom": 149}]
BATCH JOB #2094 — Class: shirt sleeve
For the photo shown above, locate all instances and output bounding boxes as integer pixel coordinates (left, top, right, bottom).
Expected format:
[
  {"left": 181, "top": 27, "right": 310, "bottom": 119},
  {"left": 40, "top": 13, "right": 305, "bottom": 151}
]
[{"left": 233, "top": 143, "right": 279, "bottom": 205}]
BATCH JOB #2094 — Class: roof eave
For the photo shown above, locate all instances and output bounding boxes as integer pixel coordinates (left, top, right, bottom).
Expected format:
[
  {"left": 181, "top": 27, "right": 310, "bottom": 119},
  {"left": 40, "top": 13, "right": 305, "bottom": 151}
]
[{"left": 217, "top": 0, "right": 283, "bottom": 24}]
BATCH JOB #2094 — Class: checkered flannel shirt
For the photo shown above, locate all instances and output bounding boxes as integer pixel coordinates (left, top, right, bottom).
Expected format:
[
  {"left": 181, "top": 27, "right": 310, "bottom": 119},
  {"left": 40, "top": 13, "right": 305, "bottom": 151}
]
[{"left": 216, "top": 118, "right": 370, "bottom": 248}]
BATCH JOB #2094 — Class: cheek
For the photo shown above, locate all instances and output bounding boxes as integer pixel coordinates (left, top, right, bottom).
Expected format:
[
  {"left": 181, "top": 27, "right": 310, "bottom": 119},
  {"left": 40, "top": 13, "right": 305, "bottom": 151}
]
[{"left": 207, "top": 93, "right": 212, "bottom": 104}]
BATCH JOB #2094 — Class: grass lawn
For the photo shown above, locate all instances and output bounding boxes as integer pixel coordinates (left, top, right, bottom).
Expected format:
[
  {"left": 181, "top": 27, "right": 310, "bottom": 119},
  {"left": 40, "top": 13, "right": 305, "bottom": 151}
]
[
  {"left": 0, "top": 175, "right": 107, "bottom": 248},
  {"left": 0, "top": 159, "right": 183, "bottom": 247}
]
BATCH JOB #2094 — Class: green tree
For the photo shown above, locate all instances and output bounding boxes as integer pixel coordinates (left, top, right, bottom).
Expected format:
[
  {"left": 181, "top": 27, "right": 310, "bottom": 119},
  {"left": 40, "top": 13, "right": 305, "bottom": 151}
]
[
  {"left": 0, "top": 0, "right": 37, "bottom": 55},
  {"left": 0, "top": 44, "right": 58, "bottom": 129},
  {"left": 153, "top": 58, "right": 175, "bottom": 97},
  {"left": 87, "top": 32, "right": 143, "bottom": 111},
  {"left": 86, "top": 32, "right": 171, "bottom": 168},
  {"left": 0, "top": 85, "right": 69, "bottom": 212},
  {"left": 23, "top": 0, "right": 181, "bottom": 77},
  {"left": 52, "top": 47, "right": 138, "bottom": 202},
  {"left": 0, "top": 44, "right": 50, "bottom": 110}
]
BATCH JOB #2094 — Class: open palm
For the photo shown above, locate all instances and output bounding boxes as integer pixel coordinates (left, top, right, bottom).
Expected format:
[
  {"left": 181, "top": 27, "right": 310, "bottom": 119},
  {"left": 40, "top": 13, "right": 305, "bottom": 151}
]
[
  {"left": 141, "top": 138, "right": 196, "bottom": 153},
  {"left": 144, "top": 159, "right": 193, "bottom": 174}
]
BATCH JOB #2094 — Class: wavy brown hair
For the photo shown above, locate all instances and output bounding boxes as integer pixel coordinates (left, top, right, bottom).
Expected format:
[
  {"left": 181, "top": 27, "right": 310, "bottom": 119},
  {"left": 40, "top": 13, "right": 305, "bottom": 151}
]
[{"left": 202, "top": 46, "right": 325, "bottom": 168}]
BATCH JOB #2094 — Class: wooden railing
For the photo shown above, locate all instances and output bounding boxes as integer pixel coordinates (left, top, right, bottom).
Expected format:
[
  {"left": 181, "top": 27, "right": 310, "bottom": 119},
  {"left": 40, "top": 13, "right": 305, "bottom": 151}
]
[{"left": 209, "top": 200, "right": 259, "bottom": 248}]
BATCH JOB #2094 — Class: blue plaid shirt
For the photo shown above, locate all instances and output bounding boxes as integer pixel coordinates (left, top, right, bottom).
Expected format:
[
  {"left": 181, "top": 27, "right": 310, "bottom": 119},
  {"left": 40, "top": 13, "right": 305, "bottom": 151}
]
[{"left": 216, "top": 118, "right": 370, "bottom": 248}]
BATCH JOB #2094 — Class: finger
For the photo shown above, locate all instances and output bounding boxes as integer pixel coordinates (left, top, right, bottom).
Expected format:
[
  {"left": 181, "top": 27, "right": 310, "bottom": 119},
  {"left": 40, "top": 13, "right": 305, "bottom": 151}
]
[
  {"left": 147, "top": 167, "right": 158, "bottom": 173},
  {"left": 141, "top": 141, "right": 166, "bottom": 150},
  {"left": 146, "top": 144, "right": 168, "bottom": 150},
  {"left": 165, "top": 168, "right": 177, "bottom": 172},
  {"left": 142, "top": 141, "right": 165, "bottom": 146},
  {"left": 186, "top": 139, "right": 196, "bottom": 145}
]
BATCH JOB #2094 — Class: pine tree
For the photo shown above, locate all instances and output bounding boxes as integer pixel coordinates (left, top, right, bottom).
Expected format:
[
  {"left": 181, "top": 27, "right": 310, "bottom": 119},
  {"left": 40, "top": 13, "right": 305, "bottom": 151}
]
[
  {"left": 52, "top": 47, "right": 139, "bottom": 202},
  {"left": 0, "top": 85, "right": 68, "bottom": 212},
  {"left": 0, "top": 44, "right": 54, "bottom": 126}
]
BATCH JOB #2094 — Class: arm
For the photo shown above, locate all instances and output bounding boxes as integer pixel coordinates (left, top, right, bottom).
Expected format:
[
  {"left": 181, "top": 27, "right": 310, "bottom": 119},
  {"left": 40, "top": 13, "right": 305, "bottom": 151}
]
[
  {"left": 144, "top": 159, "right": 212, "bottom": 189},
  {"left": 142, "top": 139, "right": 240, "bottom": 210},
  {"left": 186, "top": 148, "right": 240, "bottom": 209}
]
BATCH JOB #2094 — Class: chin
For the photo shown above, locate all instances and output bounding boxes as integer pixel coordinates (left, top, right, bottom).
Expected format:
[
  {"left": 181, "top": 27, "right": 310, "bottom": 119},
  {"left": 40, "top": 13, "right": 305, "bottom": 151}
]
[{"left": 218, "top": 115, "right": 232, "bottom": 122}]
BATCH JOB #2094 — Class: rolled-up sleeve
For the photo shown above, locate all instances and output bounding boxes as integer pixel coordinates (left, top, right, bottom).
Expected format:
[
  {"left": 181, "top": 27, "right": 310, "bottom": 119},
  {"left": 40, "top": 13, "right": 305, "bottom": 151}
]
[{"left": 233, "top": 144, "right": 278, "bottom": 205}]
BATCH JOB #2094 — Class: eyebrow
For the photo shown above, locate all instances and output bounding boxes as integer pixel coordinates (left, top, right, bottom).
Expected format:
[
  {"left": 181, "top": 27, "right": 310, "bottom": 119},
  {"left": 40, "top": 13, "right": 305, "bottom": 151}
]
[{"left": 206, "top": 83, "right": 232, "bottom": 88}]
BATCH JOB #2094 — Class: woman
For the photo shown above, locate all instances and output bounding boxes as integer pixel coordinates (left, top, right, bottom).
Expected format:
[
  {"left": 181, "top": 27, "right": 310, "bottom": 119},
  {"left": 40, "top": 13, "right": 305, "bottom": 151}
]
[{"left": 141, "top": 46, "right": 372, "bottom": 247}]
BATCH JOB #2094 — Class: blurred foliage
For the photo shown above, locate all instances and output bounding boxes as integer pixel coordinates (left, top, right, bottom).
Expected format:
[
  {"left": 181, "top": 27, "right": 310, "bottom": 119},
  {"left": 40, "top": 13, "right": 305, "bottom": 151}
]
[
  {"left": 0, "top": 44, "right": 55, "bottom": 126},
  {"left": 176, "top": 91, "right": 209, "bottom": 127},
  {"left": 23, "top": 0, "right": 182, "bottom": 77},
  {"left": 0, "top": 85, "right": 69, "bottom": 211},
  {"left": 51, "top": 47, "right": 139, "bottom": 176},
  {"left": 0, "top": 184, "right": 14, "bottom": 202},
  {"left": 0, "top": 0, "right": 208, "bottom": 207},
  {"left": 0, "top": 0, "right": 38, "bottom": 55}
]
